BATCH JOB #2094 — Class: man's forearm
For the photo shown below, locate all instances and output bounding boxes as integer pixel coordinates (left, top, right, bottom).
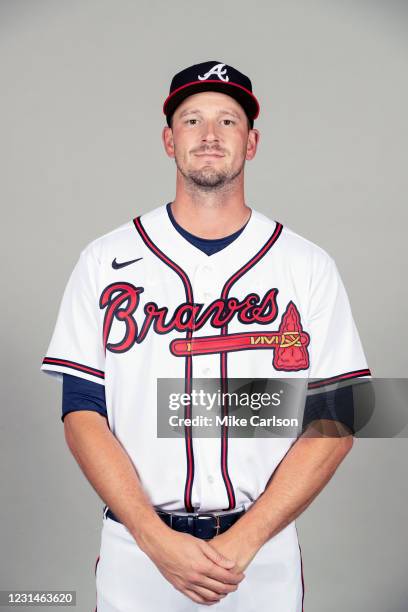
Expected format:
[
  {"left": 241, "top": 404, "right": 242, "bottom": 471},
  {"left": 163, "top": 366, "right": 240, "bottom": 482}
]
[
  {"left": 63, "top": 411, "right": 167, "bottom": 551},
  {"left": 225, "top": 420, "right": 354, "bottom": 552}
]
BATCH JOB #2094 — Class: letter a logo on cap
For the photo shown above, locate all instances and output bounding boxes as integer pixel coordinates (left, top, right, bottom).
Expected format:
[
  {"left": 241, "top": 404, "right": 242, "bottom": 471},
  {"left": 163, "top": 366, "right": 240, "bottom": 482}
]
[{"left": 198, "top": 63, "right": 229, "bottom": 82}]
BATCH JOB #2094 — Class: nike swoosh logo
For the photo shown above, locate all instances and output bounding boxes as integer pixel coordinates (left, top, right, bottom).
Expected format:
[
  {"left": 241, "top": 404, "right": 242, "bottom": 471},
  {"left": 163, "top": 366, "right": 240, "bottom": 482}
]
[{"left": 112, "top": 257, "right": 143, "bottom": 270}]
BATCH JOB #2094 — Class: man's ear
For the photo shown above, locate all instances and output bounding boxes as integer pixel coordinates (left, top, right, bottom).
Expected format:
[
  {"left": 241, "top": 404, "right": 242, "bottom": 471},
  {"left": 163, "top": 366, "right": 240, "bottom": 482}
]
[
  {"left": 162, "top": 126, "right": 175, "bottom": 158},
  {"left": 246, "top": 128, "right": 260, "bottom": 161}
]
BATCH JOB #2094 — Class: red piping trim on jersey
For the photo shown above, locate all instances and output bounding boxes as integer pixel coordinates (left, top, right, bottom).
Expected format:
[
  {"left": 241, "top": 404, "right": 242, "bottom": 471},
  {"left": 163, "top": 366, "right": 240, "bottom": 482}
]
[
  {"left": 163, "top": 80, "right": 260, "bottom": 119},
  {"left": 42, "top": 357, "right": 105, "bottom": 379},
  {"left": 307, "top": 368, "right": 371, "bottom": 390},
  {"left": 94, "top": 554, "right": 100, "bottom": 612},
  {"left": 299, "top": 543, "right": 305, "bottom": 611},
  {"left": 133, "top": 216, "right": 196, "bottom": 512},
  {"left": 219, "top": 221, "right": 283, "bottom": 510},
  {"left": 294, "top": 522, "right": 305, "bottom": 611}
]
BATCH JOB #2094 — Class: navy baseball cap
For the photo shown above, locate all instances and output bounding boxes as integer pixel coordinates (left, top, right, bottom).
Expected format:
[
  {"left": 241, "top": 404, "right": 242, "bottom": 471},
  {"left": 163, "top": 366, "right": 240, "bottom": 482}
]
[{"left": 163, "top": 61, "right": 260, "bottom": 128}]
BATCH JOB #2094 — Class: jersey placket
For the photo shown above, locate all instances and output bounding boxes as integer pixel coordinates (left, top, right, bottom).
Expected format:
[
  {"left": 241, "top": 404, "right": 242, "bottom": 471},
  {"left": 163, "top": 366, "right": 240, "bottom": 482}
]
[{"left": 189, "top": 260, "right": 230, "bottom": 511}]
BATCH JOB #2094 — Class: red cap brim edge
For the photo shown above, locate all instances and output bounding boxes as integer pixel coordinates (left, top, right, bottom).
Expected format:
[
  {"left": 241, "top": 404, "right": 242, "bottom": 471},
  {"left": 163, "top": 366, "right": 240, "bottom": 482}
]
[{"left": 162, "top": 79, "right": 260, "bottom": 120}]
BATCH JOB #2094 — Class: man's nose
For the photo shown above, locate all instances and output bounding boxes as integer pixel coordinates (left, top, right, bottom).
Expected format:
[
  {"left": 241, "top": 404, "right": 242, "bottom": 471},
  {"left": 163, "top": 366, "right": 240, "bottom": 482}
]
[{"left": 201, "top": 120, "right": 219, "bottom": 142}]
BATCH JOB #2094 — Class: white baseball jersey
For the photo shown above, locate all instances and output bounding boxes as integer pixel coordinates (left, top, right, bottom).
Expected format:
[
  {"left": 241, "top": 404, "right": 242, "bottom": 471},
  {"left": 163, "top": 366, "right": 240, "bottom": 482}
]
[{"left": 41, "top": 203, "right": 370, "bottom": 611}]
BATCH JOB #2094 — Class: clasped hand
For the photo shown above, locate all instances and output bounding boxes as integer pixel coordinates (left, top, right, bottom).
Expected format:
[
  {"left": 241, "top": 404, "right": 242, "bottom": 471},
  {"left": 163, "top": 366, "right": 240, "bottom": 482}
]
[{"left": 146, "top": 526, "right": 258, "bottom": 605}]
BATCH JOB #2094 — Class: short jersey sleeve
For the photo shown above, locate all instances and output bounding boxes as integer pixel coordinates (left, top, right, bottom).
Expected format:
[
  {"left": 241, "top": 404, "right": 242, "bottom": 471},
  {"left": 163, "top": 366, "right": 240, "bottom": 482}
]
[
  {"left": 307, "top": 252, "right": 371, "bottom": 391},
  {"left": 41, "top": 245, "right": 105, "bottom": 385}
]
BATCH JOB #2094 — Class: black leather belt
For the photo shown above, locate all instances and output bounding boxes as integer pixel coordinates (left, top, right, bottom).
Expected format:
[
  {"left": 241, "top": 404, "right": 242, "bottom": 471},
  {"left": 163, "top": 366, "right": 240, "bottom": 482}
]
[{"left": 104, "top": 507, "right": 245, "bottom": 540}]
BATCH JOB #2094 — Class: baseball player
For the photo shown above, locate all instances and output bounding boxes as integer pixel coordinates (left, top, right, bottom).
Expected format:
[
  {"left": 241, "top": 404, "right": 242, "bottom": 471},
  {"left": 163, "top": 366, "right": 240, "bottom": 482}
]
[{"left": 41, "top": 61, "right": 371, "bottom": 611}]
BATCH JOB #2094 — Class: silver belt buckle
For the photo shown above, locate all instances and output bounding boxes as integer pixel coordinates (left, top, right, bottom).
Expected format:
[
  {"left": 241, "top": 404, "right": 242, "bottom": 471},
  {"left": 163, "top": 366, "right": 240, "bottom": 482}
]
[{"left": 195, "top": 512, "right": 221, "bottom": 536}]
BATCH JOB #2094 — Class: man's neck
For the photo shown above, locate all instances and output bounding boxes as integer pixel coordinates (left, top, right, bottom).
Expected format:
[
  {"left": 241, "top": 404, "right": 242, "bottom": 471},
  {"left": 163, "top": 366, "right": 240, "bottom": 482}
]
[
  {"left": 170, "top": 199, "right": 251, "bottom": 240},
  {"left": 171, "top": 176, "right": 251, "bottom": 239},
  {"left": 171, "top": 191, "right": 251, "bottom": 238}
]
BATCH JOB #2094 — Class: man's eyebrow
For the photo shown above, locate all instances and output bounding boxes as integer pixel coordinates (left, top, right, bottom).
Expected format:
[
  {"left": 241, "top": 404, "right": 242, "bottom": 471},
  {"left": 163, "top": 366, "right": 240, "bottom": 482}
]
[
  {"left": 179, "top": 108, "right": 202, "bottom": 118},
  {"left": 217, "top": 109, "right": 241, "bottom": 119},
  {"left": 178, "top": 108, "right": 242, "bottom": 119}
]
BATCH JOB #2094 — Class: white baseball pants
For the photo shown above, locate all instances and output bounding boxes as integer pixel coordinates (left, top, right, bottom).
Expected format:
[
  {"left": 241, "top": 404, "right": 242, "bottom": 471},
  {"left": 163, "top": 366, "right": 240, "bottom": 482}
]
[{"left": 95, "top": 514, "right": 304, "bottom": 612}]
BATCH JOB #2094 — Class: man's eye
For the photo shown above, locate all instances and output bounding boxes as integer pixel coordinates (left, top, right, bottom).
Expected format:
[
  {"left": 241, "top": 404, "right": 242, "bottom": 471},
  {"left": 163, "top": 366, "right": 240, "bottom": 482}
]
[
  {"left": 186, "top": 119, "right": 198, "bottom": 125},
  {"left": 222, "top": 119, "right": 235, "bottom": 126}
]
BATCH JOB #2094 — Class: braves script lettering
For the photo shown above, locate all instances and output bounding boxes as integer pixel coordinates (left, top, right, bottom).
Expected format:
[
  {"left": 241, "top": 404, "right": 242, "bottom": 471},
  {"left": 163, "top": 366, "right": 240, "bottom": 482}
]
[{"left": 99, "top": 282, "right": 310, "bottom": 370}]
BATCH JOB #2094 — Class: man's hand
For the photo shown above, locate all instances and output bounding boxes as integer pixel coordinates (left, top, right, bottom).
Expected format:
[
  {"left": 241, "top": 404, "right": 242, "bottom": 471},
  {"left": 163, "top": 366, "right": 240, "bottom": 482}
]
[
  {"left": 142, "top": 527, "right": 245, "bottom": 605},
  {"left": 208, "top": 525, "right": 261, "bottom": 574}
]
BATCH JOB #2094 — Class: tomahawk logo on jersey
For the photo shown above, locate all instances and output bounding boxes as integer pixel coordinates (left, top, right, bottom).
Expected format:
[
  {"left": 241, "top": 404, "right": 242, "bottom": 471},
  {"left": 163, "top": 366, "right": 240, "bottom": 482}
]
[{"left": 41, "top": 204, "right": 370, "bottom": 513}]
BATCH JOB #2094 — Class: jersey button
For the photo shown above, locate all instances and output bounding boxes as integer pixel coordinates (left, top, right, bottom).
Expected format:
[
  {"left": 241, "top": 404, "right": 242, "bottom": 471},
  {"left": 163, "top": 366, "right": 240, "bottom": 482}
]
[
  {"left": 202, "top": 367, "right": 211, "bottom": 376},
  {"left": 207, "top": 475, "right": 214, "bottom": 484}
]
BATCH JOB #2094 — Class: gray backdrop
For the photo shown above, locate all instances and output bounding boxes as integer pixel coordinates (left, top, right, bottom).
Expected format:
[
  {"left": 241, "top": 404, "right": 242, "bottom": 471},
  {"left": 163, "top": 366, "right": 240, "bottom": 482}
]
[{"left": 1, "top": 1, "right": 407, "bottom": 610}]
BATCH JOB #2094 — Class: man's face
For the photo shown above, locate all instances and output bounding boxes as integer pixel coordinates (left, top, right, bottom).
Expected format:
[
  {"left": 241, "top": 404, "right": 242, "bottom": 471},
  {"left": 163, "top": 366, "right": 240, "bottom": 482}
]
[{"left": 163, "top": 91, "right": 259, "bottom": 190}]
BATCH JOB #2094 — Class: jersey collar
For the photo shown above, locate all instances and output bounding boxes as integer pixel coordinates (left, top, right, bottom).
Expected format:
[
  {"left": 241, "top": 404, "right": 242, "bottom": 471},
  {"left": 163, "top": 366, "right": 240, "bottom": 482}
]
[{"left": 137, "top": 203, "right": 279, "bottom": 282}]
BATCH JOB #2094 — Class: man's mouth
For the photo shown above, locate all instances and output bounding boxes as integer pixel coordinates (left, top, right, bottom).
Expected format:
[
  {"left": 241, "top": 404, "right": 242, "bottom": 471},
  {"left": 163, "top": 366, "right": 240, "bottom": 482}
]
[{"left": 194, "top": 152, "right": 225, "bottom": 158}]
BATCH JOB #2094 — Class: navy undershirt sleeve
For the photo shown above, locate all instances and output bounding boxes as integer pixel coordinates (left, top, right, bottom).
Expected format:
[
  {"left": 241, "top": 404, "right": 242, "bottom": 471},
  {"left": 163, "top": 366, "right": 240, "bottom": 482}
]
[
  {"left": 62, "top": 373, "right": 107, "bottom": 422},
  {"left": 302, "top": 385, "right": 355, "bottom": 435}
]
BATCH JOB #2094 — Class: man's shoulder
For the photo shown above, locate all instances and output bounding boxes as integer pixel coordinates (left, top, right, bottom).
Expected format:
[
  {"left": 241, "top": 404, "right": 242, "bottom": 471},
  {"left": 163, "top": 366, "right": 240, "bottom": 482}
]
[
  {"left": 79, "top": 220, "right": 135, "bottom": 262},
  {"left": 253, "top": 208, "right": 333, "bottom": 266},
  {"left": 79, "top": 204, "right": 166, "bottom": 262}
]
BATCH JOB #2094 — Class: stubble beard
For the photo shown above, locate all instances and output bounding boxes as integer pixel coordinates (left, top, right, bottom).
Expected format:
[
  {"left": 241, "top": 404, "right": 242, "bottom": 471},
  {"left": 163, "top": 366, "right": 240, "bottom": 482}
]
[{"left": 175, "top": 153, "right": 245, "bottom": 191}]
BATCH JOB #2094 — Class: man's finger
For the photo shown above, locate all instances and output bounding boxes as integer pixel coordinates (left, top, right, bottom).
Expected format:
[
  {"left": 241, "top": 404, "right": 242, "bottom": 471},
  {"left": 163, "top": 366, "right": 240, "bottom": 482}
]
[
  {"left": 205, "top": 564, "right": 245, "bottom": 585},
  {"left": 191, "top": 585, "right": 226, "bottom": 603},
  {"left": 184, "top": 588, "right": 220, "bottom": 605},
  {"left": 196, "top": 576, "right": 239, "bottom": 595}
]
